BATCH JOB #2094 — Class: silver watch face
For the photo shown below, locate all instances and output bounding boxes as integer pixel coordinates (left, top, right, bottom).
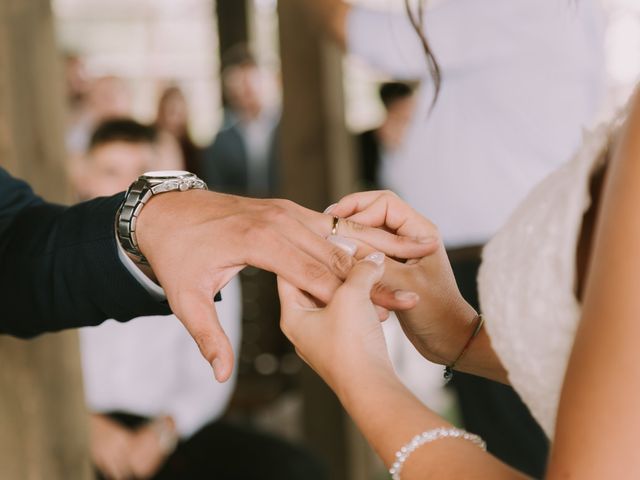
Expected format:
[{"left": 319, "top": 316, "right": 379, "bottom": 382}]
[{"left": 142, "top": 170, "right": 191, "bottom": 179}]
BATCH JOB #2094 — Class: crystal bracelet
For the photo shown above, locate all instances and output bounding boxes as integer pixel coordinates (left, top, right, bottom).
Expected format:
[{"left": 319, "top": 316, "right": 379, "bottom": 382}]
[{"left": 389, "top": 427, "right": 486, "bottom": 480}]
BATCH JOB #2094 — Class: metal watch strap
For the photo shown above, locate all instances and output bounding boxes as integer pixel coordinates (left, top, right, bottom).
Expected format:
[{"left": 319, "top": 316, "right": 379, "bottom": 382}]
[{"left": 116, "top": 174, "right": 207, "bottom": 263}]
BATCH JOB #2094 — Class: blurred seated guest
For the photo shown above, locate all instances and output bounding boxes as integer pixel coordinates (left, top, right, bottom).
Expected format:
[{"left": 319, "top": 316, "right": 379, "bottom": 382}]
[
  {"left": 203, "top": 45, "right": 280, "bottom": 197},
  {"left": 156, "top": 86, "right": 203, "bottom": 176},
  {"left": 76, "top": 119, "right": 328, "bottom": 480},
  {"left": 357, "top": 82, "right": 416, "bottom": 190},
  {"left": 74, "top": 119, "right": 156, "bottom": 200}
]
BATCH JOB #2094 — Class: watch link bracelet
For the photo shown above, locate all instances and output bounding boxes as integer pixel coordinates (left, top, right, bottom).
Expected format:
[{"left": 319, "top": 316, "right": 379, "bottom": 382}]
[{"left": 116, "top": 170, "right": 207, "bottom": 263}]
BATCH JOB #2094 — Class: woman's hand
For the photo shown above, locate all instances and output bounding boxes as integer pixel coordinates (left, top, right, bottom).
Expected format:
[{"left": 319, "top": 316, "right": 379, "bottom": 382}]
[
  {"left": 279, "top": 252, "right": 523, "bottom": 479},
  {"left": 90, "top": 415, "right": 135, "bottom": 480},
  {"left": 278, "top": 253, "right": 396, "bottom": 395},
  {"left": 330, "top": 191, "right": 507, "bottom": 382}
]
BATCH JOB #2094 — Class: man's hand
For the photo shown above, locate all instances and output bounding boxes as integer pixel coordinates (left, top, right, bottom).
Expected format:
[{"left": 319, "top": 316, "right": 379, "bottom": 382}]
[
  {"left": 129, "top": 417, "right": 177, "bottom": 479},
  {"left": 90, "top": 415, "right": 135, "bottom": 480},
  {"left": 135, "top": 190, "right": 436, "bottom": 382}
]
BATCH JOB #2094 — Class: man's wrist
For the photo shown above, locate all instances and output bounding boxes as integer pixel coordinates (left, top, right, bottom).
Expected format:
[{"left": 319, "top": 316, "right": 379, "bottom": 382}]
[
  {"left": 115, "top": 236, "right": 165, "bottom": 300},
  {"left": 116, "top": 171, "right": 206, "bottom": 263},
  {"left": 134, "top": 190, "right": 204, "bottom": 262},
  {"left": 126, "top": 253, "right": 158, "bottom": 283}
]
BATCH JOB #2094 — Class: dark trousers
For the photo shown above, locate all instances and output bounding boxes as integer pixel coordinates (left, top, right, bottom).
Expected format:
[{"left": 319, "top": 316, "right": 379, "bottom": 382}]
[
  {"left": 448, "top": 247, "right": 549, "bottom": 479},
  {"left": 98, "top": 414, "right": 328, "bottom": 480}
]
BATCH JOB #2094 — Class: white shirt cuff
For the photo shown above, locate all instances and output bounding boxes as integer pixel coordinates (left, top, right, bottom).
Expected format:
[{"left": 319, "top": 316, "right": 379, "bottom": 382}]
[{"left": 116, "top": 239, "right": 166, "bottom": 301}]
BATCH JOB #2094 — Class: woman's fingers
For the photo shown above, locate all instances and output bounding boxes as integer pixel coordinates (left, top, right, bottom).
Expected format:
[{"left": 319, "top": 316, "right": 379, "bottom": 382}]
[
  {"left": 335, "top": 216, "right": 438, "bottom": 259},
  {"left": 334, "top": 252, "right": 387, "bottom": 303},
  {"left": 328, "top": 190, "right": 439, "bottom": 242},
  {"left": 278, "top": 197, "right": 434, "bottom": 260},
  {"left": 326, "top": 190, "right": 387, "bottom": 218}
]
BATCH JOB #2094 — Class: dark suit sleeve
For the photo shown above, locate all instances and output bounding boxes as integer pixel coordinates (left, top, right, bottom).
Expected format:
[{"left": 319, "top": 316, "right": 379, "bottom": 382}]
[{"left": 0, "top": 169, "right": 171, "bottom": 338}]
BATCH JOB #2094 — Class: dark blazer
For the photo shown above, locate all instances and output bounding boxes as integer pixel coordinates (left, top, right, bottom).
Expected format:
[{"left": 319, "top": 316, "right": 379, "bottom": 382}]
[
  {"left": 202, "top": 122, "right": 279, "bottom": 197},
  {"left": 0, "top": 167, "right": 170, "bottom": 338}
]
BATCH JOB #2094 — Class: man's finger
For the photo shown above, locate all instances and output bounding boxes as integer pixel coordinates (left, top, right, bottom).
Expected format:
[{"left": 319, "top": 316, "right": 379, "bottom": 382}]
[
  {"left": 247, "top": 232, "right": 343, "bottom": 305},
  {"left": 285, "top": 218, "right": 358, "bottom": 279},
  {"left": 277, "top": 275, "right": 319, "bottom": 311},
  {"left": 375, "top": 305, "right": 391, "bottom": 321},
  {"left": 170, "top": 290, "right": 234, "bottom": 382}
]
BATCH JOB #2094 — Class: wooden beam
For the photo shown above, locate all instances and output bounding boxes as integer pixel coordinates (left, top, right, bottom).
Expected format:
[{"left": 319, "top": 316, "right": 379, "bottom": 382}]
[
  {"left": 0, "top": 0, "right": 92, "bottom": 478},
  {"left": 277, "top": 1, "right": 358, "bottom": 478},
  {"left": 216, "top": 0, "right": 250, "bottom": 62}
]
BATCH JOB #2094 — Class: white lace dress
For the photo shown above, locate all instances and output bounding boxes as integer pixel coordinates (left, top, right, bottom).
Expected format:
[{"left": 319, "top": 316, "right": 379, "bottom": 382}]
[{"left": 477, "top": 123, "right": 614, "bottom": 438}]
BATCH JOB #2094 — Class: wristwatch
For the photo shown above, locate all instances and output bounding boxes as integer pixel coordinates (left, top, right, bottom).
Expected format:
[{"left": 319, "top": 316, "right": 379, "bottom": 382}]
[{"left": 116, "top": 170, "right": 207, "bottom": 263}]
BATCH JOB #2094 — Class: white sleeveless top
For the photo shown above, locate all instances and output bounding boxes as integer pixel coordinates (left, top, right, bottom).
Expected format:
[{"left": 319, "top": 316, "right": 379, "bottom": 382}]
[{"left": 477, "top": 123, "right": 613, "bottom": 438}]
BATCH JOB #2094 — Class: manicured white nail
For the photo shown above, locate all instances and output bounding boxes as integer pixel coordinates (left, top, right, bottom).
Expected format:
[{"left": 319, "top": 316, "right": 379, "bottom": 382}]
[
  {"left": 394, "top": 290, "right": 419, "bottom": 302},
  {"left": 364, "top": 252, "right": 385, "bottom": 265},
  {"left": 328, "top": 235, "right": 357, "bottom": 256},
  {"left": 323, "top": 203, "right": 337, "bottom": 214}
]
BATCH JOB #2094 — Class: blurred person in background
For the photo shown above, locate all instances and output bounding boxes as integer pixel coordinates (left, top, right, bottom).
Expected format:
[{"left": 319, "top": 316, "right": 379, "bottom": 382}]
[
  {"left": 66, "top": 75, "right": 133, "bottom": 185},
  {"left": 67, "top": 75, "right": 132, "bottom": 157},
  {"left": 64, "top": 52, "right": 90, "bottom": 122},
  {"left": 305, "top": 0, "right": 606, "bottom": 476},
  {"left": 75, "top": 119, "right": 328, "bottom": 480},
  {"left": 357, "top": 82, "right": 416, "bottom": 190},
  {"left": 156, "top": 86, "right": 203, "bottom": 176},
  {"left": 202, "top": 45, "right": 280, "bottom": 197},
  {"left": 74, "top": 119, "right": 156, "bottom": 200}
]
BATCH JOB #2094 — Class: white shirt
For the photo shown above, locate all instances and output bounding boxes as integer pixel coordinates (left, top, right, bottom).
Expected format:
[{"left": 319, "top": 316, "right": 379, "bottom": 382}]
[
  {"left": 80, "top": 278, "right": 242, "bottom": 439},
  {"left": 235, "top": 109, "right": 279, "bottom": 195},
  {"left": 348, "top": 0, "right": 606, "bottom": 247}
]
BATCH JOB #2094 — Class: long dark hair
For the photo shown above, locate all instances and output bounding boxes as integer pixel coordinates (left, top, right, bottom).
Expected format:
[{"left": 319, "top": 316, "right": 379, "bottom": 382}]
[{"left": 404, "top": 0, "right": 441, "bottom": 110}]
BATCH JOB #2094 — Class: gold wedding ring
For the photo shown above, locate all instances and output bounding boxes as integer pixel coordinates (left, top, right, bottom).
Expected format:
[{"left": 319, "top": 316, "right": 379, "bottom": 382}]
[{"left": 331, "top": 216, "right": 340, "bottom": 236}]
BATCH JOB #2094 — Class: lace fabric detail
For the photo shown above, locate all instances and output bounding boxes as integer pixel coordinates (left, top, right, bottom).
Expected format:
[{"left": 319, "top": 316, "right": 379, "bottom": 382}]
[{"left": 478, "top": 122, "right": 614, "bottom": 437}]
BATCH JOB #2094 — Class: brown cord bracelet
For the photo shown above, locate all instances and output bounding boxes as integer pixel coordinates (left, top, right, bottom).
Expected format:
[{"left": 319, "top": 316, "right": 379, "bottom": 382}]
[{"left": 444, "top": 314, "right": 484, "bottom": 382}]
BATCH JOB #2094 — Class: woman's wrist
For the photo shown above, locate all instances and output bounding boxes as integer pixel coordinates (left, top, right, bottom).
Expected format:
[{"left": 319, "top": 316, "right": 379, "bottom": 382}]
[
  {"left": 430, "top": 301, "right": 479, "bottom": 365},
  {"left": 333, "top": 360, "right": 401, "bottom": 410},
  {"left": 397, "top": 292, "right": 478, "bottom": 367}
]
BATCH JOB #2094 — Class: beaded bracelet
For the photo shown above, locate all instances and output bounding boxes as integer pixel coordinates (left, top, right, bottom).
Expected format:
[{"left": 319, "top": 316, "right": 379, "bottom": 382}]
[{"left": 389, "top": 427, "right": 486, "bottom": 480}]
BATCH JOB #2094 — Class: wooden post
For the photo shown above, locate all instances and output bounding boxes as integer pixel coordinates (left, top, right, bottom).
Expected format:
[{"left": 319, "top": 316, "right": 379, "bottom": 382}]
[
  {"left": 0, "top": 0, "right": 92, "bottom": 478},
  {"left": 277, "top": 1, "right": 359, "bottom": 478},
  {"left": 216, "top": 0, "right": 249, "bottom": 62}
]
